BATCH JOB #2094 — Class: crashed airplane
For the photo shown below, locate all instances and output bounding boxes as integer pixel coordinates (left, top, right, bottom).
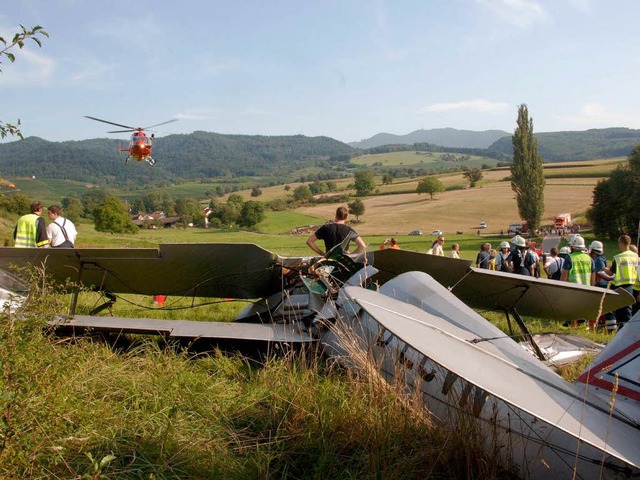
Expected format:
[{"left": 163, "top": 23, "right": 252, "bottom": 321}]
[{"left": 0, "top": 243, "right": 637, "bottom": 478}]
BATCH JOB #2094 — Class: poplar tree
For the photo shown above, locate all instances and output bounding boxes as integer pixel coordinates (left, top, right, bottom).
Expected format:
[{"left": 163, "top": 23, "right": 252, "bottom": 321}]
[{"left": 511, "top": 104, "right": 545, "bottom": 232}]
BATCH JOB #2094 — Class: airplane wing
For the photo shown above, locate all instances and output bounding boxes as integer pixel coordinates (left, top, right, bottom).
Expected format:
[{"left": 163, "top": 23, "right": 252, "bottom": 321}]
[
  {"left": 451, "top": 267, "right": 634, "bottom": 321},
  {"left": 372, "top": 248, "right": 473, "bottom": 287},
  {"left": 372, "top": 250, "right": 633, "bottom": 321},
  {"left": 334, "top": 280, "right": 640, "bottom": 476},
  {"left": 0, "top": 244, "right": 281, "bottom": 299}
]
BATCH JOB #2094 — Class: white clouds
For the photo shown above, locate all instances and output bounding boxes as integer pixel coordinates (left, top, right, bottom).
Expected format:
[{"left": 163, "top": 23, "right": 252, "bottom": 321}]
[
  {"left": 70, "top": 62, "right": 115, "bottom": 84},
  {"left": 420, "top": 99, "right": 509, "bottom": 114},
  {"left": 556, "top": 102, "right": 640, "bottom": 129},
  {"left": 475, "top": 0, "right": 546, "bottom": 28},
  {"left": 174, "top": 108, "right": 218, "bottom": 120},
  {"left": 0, "top": 48, "right": 55, "bottom": 87}
]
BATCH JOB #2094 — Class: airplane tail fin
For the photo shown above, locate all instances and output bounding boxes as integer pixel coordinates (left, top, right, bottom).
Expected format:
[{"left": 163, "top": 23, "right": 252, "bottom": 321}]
[{"left": 575, "top": 313, "right": 640, "bottom": 402}]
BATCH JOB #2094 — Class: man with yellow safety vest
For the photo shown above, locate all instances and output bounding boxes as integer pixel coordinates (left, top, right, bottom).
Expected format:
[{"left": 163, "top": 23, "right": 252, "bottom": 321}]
[
  {"left": 603, "top": 235, "right": 639, "bottom": 329},
  {"left": 13, "top": 201, "right": 48, "bottom": 248},
  {"left": 560, "top": 235, "right": 595, "bottom": 285}
]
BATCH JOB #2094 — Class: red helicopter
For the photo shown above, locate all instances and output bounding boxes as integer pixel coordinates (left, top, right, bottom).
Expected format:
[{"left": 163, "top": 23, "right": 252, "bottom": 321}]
[{"left": 85, "top": 116, "right": 177, "bottom": 165}]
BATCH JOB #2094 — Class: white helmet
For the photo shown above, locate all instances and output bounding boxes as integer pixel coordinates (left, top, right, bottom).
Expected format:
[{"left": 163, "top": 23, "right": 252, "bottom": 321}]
[
  {"left": 499, "top": 241, "right": 510, "bottom": 249},
  {"left": 571, "top": 235, "right": 586, "bottom": 249},
  {"left": 559, "top": 246, "right": 571, "bottom": 255},
  {"left": 589, "top": 240, "right": 603, "bottom": 253},
  {"left": 511, "top": 235, "right": 526, "bottom": 248}
]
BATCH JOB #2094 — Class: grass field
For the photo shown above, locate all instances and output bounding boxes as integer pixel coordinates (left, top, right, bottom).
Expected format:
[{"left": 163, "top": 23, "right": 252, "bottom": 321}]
[
  {"left": 350, "top": 150, "right": 495, "bottom": 168},
  {"left": 0, "top": 157, "right": 629, "bottom": 479}
]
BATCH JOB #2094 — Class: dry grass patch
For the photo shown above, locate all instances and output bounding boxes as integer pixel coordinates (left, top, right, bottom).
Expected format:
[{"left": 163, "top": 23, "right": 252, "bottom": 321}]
[{"left": 299, "top": 181, "right": 597, "bottom": 236}]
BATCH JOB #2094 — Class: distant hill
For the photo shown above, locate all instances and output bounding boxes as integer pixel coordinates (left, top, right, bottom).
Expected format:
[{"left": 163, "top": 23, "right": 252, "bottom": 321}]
[
  {"left": 488, "top": 127, "right": 640, "bottom": 161},
  {"left": 0, "top": 132, "right": 355, "bottom": 187},
  {"left": 349, "top": 128, "right": 510, "bottom": 149}
]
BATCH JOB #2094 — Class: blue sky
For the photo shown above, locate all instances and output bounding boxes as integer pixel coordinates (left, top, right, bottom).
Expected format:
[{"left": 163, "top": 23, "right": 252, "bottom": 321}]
[{"left": 2, "top": 0, "right": 639, "bottom": 143}]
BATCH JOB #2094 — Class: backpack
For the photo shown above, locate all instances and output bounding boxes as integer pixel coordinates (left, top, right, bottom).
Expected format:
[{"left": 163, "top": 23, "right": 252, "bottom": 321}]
[
  {"left": 550, "top": 258, "right": 562, "bottom": 280},
  {"left": 52, "top": 219, "right": 74, "bottom": 248}
]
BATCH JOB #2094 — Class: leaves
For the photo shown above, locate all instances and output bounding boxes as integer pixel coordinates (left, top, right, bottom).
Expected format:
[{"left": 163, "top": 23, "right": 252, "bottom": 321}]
[{"left": 0, "top": 24, "right": 48, "bottom": 139}]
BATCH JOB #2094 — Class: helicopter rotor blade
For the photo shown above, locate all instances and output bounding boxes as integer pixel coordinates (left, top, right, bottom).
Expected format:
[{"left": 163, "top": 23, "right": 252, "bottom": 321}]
[
  {"left": 143, "top": 119, "right": 178, "bottom": 130},
  {"left": 85, "top": 116, "right": 137, "bottom": 131},
  {"left": 108, "top": 129, "right": 137, "bottom": 133}
]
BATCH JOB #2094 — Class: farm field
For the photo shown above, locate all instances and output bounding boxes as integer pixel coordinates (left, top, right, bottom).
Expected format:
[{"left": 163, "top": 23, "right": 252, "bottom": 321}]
[
  {"left": 350, "top": 150, "right": 495, "bottom": 168},
  {"left": 298, "top": 179, "right": 597, "bottom": 236}
]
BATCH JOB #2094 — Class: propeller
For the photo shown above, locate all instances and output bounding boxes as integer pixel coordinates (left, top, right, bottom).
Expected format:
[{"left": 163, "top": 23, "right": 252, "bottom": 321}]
[{"left": 85, "top": 116, "right": 177, "bottom": 133}]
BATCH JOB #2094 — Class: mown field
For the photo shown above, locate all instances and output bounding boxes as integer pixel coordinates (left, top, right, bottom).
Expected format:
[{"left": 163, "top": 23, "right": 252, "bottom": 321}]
[{"left": 350, "top": 150, "right": 496, "bottom": 168}]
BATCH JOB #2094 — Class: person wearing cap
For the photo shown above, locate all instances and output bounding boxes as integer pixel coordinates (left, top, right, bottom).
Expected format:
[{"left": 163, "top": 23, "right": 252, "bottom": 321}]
[
  {"left": 495, "top": 241, "right": 511, "bottom": 271},
  {"left": 560, "top": 235, "right": 595, "bottom": 285},
  {"left": 602, "top": 235, "right": 639, "bottom": 328},
  {"left": 543, "top": 247, "right": 564, "bottom": 280},
  {"left": 506, "top": 235, "right": 533, "bottom": 276},
  {"left": 589, "top": 240, "right": 612, "bottom": 288}
]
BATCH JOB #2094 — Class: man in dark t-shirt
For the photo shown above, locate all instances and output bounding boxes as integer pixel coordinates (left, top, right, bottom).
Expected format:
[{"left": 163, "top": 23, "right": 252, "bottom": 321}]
[
  {"left": 475, "top": 242, "right": 491, "bottom": 269},
  {"left": 306, "top": 206, "right": 366, "bottom": 255}
]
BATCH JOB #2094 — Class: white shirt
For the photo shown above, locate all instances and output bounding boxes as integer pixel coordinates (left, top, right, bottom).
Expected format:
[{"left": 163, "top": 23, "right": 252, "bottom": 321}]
[
  {"left": 544, "top": 255, "right": 564, "bottom": 276},
  {"left": 47, "top": 217, "right": 78, "bottom": 247},
  {"left": 449, "top": 250, "right": 460, "bottom": 259},
  {"left": 432, "top": 244, "right": 444, "bottom": 256}
]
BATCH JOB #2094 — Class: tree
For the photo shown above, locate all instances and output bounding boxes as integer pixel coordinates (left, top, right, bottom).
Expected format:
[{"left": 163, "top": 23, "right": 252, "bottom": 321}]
[
  {"left": 587, "top": 146, "right": 640, "bottom": 238},
  {"left": 463, "top": 168, "right": 483, "bottom": 187},
  {"left": 93, "top": 197, "right": 138, "bottom": 234},
  {"left": 1, "top": 25, "right": 48, "bottom": 139},
  {"left": 348, "top": 199, "right": 365, "bottom": 222},
  {"left": 293, "top": 185, "right": 313, "bottom": 202},
  {"left": 382, "top": 173, "right": 393, "bottom": 185},
  {"left": 416, "top": 176, "right": 445, "bottom": 199},
  {"left": 238, "top": 200, "right": 266, "bottom": 228},
  {"left": 511, "top": 104, "right": 545, "bottom": 232},
  {"left": 61, "top": 195, "right": 84, "bottom": 223},
  {"left": 354, "top": 170, "right": 376, "bottom": 196},
  {"left": 250, "top": 186, "right": 262, "bottom": 197}
]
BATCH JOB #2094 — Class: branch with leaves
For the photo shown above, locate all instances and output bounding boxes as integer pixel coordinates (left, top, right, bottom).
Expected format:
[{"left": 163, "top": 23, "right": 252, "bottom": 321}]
[{"left": 0, "top": 24, "right": 48, "bottom": 139}]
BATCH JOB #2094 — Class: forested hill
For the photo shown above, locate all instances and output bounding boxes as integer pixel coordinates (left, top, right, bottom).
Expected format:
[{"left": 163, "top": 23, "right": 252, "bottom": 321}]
[
  {"left": 349, "top": 128, "right": 510, "bottom": 149},
  {"left": 0, "top": 132, "right": 354, "bottom": 186},
  {"left": 487, "top": 127, "right": 640, "bottom": 161}
]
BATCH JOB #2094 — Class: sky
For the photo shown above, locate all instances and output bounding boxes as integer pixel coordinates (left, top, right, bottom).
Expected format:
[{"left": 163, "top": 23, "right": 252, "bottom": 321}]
[{"left": 1, "top": 0, "right": 640, "bottom": 144}]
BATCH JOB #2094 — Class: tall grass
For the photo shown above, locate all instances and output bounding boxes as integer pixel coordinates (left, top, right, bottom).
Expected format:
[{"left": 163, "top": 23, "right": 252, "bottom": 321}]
[{"left": 1, "top": 268, "right": 521, "bottom": 479}]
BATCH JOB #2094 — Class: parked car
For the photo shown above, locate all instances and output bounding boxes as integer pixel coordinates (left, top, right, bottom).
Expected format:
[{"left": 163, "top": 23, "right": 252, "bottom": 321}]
[
  {"left": 479, "top": 222, "right": 487, "bottom": 229},
  {"left": 430, "top": 230, "right": 443, "bottom": 235},
  {"left": 408, "top": 230, "right": 423, "bottom": 236}
]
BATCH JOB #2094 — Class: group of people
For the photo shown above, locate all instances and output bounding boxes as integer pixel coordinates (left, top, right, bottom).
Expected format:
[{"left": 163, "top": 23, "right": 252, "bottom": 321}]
[
  {"left": 472, "top": 234, "right": 639, "bottom": 332},
  {"left": 13, "top": 201, "right": 77, "bottom": 248}
]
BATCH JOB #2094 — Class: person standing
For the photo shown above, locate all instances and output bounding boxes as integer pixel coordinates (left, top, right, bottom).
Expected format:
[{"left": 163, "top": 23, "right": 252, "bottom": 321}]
[
  {"left": 46, "top": 204, "right": 78, "bottom": 248},
  {"left": 560, "top": 236, "right": 595, "bottom": 286},
  {"left": 306, "top": 206, "right": 366, "bottom": 255},
  {"left": 589, "top": 240, "right": 616, "bottom": 331},
  {"left": 603, "top": 235, "right": 639, "bottom": 329},
  {"left": 543, "top": 247, "right": 564, "bottom": 280},
  {"left": 13, "top": 201, "right": 48, "bottom": 248},
  {"left": 506, "top": 236, "right": 533, "bottom": 276},
  {"left": 527, "top": 243, "right": 541, "bottom": 277},
  {"left": 495, "top": 241, "right": 511, "bottom": 271},
  {"left": 449, "top": 243, "right": 460, "bottom": 259},
  {"left": 475, "top": 242, "right": 491, "bottom": 269},
  {"left": 429, "top": 235, "right": 445, "bottom": 256},
  {"left": 379, "top": 237, "right": 400, "bottom": 250}
]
